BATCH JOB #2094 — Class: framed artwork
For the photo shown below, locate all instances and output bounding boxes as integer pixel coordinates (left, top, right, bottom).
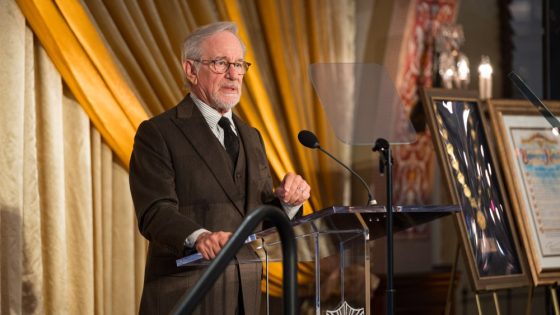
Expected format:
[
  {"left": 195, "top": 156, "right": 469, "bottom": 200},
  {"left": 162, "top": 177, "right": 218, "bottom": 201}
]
[
  {"left": 487, "top": 99, "right": 560, "bottom": 285},
  {"left": 421, "top": 88, "right": 530, "bottom": 291}
]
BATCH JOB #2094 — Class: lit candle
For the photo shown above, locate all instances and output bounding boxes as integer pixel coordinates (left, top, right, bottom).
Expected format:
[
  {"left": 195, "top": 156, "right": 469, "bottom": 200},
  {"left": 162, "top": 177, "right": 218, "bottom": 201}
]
[
  {"left": 478, "top": 56, "right": 493, "bottom": 100},
  {"left": 456, "top": 54, "right": 470, "bottom": 89}
]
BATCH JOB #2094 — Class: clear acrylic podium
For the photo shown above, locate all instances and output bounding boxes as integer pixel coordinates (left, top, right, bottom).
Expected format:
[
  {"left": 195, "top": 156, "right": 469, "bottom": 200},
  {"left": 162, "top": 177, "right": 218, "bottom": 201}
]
[
  {"left": 251, "top": 205, "right": 459, "bottom": 315},
  {"left": 302, "top": 63, "right": 427, "bottom": 315},
  {"left": 176, "top": 204, "right": 459, "bottom": 314}
]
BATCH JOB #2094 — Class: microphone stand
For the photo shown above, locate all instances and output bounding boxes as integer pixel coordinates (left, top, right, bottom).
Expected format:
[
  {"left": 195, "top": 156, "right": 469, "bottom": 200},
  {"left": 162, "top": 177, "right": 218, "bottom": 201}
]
[
  {"left": 316, "top": 146, "right": 377, "bottom": 206},
  {"left": 373, "top": 138, "right": 394, "bottom": 315}
]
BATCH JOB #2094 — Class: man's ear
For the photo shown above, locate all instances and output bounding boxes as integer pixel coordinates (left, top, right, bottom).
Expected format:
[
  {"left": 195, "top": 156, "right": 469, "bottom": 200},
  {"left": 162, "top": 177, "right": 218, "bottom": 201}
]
[{"left": 183, "top": 61, "right": 197, "bottom": 85}]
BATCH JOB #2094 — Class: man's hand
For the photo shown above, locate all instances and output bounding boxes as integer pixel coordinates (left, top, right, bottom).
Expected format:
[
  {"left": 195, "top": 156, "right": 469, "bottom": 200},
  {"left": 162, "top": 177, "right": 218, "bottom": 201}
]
[
  {"left": 274, "top": 172, "right": 310, "bottom": 206},
  {"left": 195, "top": 231, "right": 232, "bottom": 260}
]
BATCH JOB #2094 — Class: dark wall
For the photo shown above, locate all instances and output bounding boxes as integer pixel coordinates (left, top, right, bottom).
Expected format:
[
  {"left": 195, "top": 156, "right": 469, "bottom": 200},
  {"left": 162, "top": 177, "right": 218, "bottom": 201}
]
[{"left": 544, "top": 0, "right": 560, "bottom": 99}]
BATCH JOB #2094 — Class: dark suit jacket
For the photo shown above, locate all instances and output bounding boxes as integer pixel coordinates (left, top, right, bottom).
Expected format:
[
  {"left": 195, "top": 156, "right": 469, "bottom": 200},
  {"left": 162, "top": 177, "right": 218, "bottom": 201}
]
[{"left": 129, "top": 95, "right": 278, "bottom": 314}]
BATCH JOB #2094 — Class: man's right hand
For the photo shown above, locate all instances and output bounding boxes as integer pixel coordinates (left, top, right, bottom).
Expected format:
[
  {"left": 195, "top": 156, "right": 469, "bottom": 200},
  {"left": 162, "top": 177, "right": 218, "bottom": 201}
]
[{"left": 195, "top": 231, "right": 232, "bottom": 260}]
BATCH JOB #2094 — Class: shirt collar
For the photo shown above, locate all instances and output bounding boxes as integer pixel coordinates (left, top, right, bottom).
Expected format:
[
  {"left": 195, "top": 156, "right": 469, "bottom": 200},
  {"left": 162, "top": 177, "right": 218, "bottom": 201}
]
[{"left": 190, "top": 93, "right": 235, "bottom": 132}]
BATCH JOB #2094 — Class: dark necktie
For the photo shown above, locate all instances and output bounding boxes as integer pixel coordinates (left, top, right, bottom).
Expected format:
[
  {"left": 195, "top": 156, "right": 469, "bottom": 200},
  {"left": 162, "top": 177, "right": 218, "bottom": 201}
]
[{"left": 218, "top": 117, "right": 239, "bottom": 166}]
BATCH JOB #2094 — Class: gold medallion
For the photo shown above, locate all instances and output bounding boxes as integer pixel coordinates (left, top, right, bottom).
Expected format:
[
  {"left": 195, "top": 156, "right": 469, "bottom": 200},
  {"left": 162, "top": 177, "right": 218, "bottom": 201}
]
[{"left": 477, "top": 210, "right": 486, "bottom": 230}]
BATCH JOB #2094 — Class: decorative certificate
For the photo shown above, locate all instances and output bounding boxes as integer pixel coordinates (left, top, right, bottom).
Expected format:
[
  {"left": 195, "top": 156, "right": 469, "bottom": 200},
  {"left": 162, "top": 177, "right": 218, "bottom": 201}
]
[
  {"left": 488, "top": 99, "right": 560, "bottom": 285},
  {"left": 504, "top": 115, "right": 560, "bottom": 269}
]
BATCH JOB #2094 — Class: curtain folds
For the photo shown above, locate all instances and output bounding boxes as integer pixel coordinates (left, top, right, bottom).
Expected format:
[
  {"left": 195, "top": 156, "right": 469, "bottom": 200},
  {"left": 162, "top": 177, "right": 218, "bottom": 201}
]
[
  {"left": 0, "top": 1, "right": 146, "bottom": 314},
  {"left": 15, "top": 0, "right": 149, "bottom": 168}
]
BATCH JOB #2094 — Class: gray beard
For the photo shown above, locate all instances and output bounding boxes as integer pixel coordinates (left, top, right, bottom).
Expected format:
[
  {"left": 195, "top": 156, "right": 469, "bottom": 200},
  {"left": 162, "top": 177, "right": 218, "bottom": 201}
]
[{"left": 210, "top": 94, "right": 240, "bottom": 112}]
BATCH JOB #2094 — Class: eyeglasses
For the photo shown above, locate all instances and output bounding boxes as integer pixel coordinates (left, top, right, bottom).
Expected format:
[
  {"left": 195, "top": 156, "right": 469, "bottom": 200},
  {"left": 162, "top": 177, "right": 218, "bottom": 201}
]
[{"left": 192, "top": 58, "right": 251, "bottom": 74}]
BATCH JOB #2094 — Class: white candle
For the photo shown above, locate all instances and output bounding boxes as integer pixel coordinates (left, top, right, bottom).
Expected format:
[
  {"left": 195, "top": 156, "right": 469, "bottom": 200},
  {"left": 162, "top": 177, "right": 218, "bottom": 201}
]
[
  {"left": 478, "top": 56, "right": 493, "bottom": 100},
  {"left": 456, "top": 54, "right": 470, "bottom": 88}
]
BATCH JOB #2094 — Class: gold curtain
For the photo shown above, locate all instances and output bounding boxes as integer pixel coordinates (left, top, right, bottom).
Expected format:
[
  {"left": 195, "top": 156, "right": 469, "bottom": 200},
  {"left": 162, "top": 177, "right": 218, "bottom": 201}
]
[
  {"left": 0, "top": 1, "right": 146, "bottom": 314},
  {"left": 15, "top": 0, "right": 149, "bottom": 168}
]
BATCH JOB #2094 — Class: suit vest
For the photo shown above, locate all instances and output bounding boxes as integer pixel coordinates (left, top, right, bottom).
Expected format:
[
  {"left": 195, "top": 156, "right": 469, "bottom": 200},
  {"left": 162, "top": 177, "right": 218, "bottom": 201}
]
[{"left": 219, "top": 132, "right": 248, "bottom": 213}]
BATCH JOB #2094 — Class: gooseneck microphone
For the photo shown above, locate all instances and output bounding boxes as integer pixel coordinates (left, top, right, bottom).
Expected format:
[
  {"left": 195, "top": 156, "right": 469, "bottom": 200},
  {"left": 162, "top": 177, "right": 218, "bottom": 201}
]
[{"left": 298, "top": 130, "right": 377, "bottom": 206}]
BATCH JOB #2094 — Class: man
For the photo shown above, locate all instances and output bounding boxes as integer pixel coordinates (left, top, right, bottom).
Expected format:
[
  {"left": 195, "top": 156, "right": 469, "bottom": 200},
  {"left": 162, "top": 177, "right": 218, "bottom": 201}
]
[{"left": 129, "top": 21, "right": 310, "bottom": 315}]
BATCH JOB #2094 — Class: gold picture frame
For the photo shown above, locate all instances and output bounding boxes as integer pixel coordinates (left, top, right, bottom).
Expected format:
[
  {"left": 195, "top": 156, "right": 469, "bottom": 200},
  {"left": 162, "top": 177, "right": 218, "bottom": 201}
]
[
  {"left": 487, "top": 99, "right": 560, "bottom": 285},
  {"left": 421, "top": 88, "right": 530, "bottom": 291}
]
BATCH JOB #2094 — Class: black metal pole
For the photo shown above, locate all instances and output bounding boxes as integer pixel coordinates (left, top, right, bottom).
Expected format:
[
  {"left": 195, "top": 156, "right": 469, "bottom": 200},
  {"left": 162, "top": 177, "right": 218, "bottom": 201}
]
[
  {"left": 373, "top": 138, "right": 394, "bottom": 315},
  {"left": 169, "top": 205, "right": 299, "bottom": 315},
  {"left": 385, "top": 144, "right": 394, "bottom": 315}
]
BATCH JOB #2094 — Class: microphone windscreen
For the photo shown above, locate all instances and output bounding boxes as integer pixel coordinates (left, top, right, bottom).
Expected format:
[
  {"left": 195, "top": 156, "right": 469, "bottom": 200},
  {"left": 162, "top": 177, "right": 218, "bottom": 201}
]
[{"left": 298, "top": 130, "right": 319, "bottom": 149}]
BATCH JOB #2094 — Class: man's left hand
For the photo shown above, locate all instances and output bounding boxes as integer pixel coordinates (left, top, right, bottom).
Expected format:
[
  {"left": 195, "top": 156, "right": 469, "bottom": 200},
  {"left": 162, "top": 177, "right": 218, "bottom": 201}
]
[{"left": 274, "top": 172, "right": 310, "bottom": 206}]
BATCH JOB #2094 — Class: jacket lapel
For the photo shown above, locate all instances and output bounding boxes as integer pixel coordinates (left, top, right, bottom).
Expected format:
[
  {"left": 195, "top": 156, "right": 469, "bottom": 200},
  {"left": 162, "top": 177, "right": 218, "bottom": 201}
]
[{"left": 171, "top": 96, "right": 245, "bottom": 216}]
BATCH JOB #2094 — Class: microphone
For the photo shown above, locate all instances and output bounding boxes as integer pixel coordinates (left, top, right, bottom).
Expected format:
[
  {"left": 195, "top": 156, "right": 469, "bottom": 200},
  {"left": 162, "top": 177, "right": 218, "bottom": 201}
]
[{"left": 298, "top": 130, "right": 377, "bottom": 206}]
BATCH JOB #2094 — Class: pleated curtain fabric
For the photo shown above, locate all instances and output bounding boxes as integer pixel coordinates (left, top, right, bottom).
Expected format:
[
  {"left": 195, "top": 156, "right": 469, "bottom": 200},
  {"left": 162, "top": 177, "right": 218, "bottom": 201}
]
[{"left": 0, "top": 1, "right": 146, "bottom": 314}]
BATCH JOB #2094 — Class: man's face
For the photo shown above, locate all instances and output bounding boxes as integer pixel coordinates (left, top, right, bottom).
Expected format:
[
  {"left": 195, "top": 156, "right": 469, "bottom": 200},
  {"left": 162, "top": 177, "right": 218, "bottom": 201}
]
[{"left": 187, "top": 31, "right": 245, "bottom": 113}]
